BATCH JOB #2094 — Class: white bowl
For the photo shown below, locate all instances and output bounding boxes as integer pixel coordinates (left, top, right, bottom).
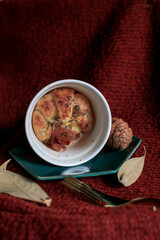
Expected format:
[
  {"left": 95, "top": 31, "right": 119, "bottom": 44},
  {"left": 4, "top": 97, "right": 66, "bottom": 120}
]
[{"left": 25, "top": 79, "right": 111, "bottom": 167}]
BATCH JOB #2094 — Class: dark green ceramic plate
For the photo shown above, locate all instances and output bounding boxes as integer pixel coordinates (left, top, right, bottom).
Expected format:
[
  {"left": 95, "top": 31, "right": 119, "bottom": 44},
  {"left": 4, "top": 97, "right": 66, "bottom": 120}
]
[{"left": 9, "top": 136, "right": 142, "bottom": 180}]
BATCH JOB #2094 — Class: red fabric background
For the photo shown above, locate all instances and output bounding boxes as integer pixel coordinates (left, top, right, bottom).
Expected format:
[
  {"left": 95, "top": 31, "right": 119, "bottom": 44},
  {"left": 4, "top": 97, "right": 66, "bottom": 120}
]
[{"left": 0, "top": 0, "right": 160, "bottom": 239}]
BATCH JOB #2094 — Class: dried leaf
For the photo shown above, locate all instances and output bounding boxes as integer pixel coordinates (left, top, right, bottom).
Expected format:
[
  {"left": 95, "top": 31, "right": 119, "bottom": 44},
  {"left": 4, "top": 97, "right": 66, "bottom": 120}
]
[
  {"left": 117, "top": 146, "right": 146, "bottom": 187},
  {"left": 0, "top": 159, "right": 52, "bottom": 206},
  {"left": 0, "top": 159, "right": 12, "bottom": 170}
]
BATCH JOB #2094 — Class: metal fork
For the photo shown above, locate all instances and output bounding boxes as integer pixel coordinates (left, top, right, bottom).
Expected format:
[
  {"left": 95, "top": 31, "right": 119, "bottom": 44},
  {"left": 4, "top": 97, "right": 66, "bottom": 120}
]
[{"left": 62, "top": 176, "right": 160, "bottom": 207}]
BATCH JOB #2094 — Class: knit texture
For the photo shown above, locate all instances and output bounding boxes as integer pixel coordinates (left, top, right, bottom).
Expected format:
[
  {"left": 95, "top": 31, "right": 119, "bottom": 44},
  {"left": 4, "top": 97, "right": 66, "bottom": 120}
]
[{"left": 0, "top": 0, "right": 160, "bottom": 239}]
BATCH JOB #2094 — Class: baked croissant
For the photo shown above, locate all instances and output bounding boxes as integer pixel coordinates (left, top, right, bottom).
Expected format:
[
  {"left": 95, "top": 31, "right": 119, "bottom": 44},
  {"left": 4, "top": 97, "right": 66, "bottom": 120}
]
[{"left": 32, "top": 88, "right": 94, "bottom": 151}]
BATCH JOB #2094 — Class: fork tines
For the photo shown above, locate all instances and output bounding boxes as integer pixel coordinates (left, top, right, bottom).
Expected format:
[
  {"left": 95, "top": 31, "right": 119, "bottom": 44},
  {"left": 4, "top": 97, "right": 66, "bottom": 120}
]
[{"left": 62, "top": 176, "right": 107, "bottom": 207}]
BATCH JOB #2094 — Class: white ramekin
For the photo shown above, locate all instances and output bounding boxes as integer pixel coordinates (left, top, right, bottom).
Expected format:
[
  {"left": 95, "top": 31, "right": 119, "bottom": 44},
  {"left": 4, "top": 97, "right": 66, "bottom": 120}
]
[{"left": 25, "top": 79, "right": 111, "bottom": 167}]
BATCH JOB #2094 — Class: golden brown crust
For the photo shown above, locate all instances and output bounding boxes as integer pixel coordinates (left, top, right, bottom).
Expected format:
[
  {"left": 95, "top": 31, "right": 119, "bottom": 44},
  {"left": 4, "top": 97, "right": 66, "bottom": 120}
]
[
  {"left": 74, "top": 93, "right": 90, "bottom": 115},
  {"left": 32, "top": 110, "right": 52, "bottom": 141},
  {"left": 75, "top": 109, "right": 94, "bottom": 134},
  {"left": 35, "top": 93, "right": 58, "bottom": 122},
  {"left": 32, "top": 110, "right": 47, "bottom": 133},
  {"left": 32, "top": 88, "right": 94, "bottom": 151},
  {"left": 52, "top": 88, "right": 74, "bottom": 122}
]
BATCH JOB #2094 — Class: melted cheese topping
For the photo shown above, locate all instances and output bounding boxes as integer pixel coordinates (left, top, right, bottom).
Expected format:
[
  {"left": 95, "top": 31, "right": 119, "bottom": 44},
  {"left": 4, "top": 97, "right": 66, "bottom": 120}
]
[{"left": 32, "top": 87, "right": 94, "bottom": 151}]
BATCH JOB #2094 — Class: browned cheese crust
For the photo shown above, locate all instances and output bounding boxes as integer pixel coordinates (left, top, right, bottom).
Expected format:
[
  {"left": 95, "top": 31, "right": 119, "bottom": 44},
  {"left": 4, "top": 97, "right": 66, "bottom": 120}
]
[
  {"left": 53, "top": 88, "right": 74, "bottom": 122},
  {"left": 32, "top": 88, "right": 94, "bottom": 151}
]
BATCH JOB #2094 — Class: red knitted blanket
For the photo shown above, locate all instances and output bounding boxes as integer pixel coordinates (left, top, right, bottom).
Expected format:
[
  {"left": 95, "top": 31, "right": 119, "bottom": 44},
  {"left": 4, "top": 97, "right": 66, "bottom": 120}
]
[{"left": 0, "top": 0, "right": 160, "bottom": 239}]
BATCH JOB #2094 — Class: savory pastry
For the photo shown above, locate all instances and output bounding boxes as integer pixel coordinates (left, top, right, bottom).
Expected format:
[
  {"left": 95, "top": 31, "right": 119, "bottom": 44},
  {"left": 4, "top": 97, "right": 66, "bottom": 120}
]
[
  {"left": 35, "top": 92, "right": 58, "bottom": 122},
  {"left": 74, "top": 93, "right": 90, "bottom": 115},
  {"left": 32, "top": 110, "right": 52, "bottom": 141},
  {"left": 53, "top": 88, "right": 74, "bottom": 122},
  {"left": 32, "top": 88, "right": 94, "bottom": 151}
]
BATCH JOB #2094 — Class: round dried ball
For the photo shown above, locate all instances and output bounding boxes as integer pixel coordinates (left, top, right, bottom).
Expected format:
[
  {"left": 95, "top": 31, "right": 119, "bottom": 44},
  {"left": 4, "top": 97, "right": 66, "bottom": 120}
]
[{"left": 107, "top": 117, "right": 133, "bottom": 150}]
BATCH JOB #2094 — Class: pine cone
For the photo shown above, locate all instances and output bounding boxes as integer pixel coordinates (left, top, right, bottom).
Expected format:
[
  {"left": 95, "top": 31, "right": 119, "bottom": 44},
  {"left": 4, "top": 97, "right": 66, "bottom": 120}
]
[{"left": 107, "top": 118, "right": 133, "bottom": 150}]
